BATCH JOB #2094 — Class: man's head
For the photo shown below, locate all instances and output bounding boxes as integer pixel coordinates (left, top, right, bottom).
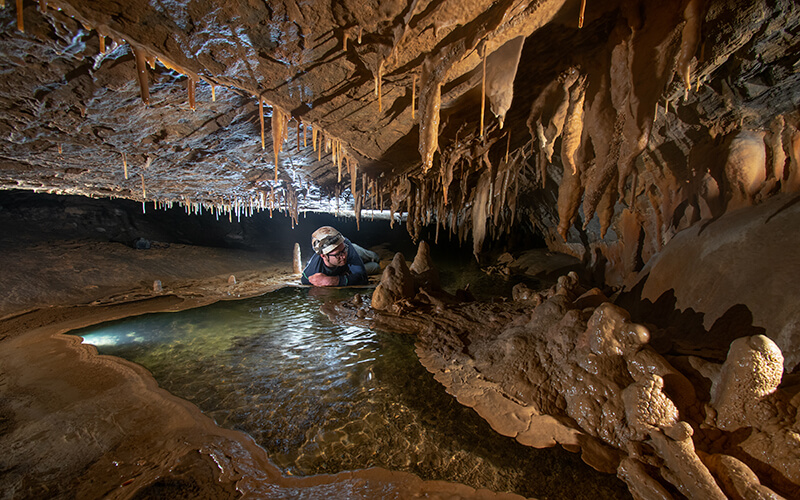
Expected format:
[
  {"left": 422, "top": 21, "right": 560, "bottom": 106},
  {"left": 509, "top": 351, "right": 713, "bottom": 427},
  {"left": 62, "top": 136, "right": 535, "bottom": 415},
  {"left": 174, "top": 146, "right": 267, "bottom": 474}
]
[{"left": 312, "top": 226, "right": 348, "bottom": 267}]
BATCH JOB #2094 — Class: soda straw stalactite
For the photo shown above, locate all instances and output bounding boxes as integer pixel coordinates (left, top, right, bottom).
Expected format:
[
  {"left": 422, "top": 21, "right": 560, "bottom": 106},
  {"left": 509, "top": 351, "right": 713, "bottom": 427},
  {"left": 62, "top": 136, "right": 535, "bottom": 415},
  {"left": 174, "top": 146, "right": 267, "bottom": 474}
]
[
  {"left": 259, "top": 98, "right": 265, "bottom": 149},
  {"left": 16, "top": 0, "right": 23, "bottom": 32},
  {"left": 133, "top": 47, "right": 150, "bottom": 105}
]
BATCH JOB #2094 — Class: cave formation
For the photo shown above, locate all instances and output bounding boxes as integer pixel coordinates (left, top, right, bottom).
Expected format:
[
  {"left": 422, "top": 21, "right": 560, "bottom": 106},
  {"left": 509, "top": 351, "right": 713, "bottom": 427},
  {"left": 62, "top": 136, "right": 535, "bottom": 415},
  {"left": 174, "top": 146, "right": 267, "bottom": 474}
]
[{"left": 1, "top": 0, "right": 800, "bottom": 498}]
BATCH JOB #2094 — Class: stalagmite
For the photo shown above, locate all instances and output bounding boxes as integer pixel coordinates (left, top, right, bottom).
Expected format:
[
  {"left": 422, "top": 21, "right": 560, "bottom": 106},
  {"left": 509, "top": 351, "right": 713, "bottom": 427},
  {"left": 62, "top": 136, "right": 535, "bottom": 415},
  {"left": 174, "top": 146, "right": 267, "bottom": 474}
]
[
  {"left": 132, "top": 47, "right": 150, "bottom": 105},
  {"left": 15, "top": 0, "right": 22, "bottom": 32},
  {"left": 259, "top": 98, "right": 265, "bottom": 150},
  {"left": 677, "top": 0, "right": 703, "bottom": 94},
  {"left": 770, "top": 115, "right": 786, "bottom": 184},
  {"left": 578, "top": 0, "right": 586, "bottom": 28},
  {"left": 786, "top": 129, "right": 800, "bottom": 192},
  {"left": 724, "top": 130, "right": 766, "bottom": 208}
]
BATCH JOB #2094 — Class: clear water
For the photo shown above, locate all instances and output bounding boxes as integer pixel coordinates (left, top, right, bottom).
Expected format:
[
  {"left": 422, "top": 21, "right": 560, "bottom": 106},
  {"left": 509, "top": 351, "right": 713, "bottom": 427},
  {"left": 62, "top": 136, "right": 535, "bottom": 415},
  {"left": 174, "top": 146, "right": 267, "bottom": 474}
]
[{"left": 74, "top": 286, "right": 630, "bottom": 499}]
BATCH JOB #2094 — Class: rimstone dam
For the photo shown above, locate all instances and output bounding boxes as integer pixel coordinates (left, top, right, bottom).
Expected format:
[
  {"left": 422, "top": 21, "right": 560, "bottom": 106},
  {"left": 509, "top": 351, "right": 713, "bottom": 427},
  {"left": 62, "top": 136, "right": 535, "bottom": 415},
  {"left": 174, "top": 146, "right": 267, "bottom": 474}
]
[{"left": 1, "top": 1, "right": 800, "bottom": 499}]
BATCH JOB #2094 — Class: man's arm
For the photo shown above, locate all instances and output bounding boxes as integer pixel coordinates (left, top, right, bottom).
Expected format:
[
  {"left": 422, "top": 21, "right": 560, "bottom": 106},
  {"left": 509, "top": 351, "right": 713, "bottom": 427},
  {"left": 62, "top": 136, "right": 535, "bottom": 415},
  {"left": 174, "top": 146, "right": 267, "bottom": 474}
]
[
  {"left": 300, "top": 253, "right": 323, "bottom": 285},
  {"left": 340, "top": 240, "right": 368, "bottom": 286}
]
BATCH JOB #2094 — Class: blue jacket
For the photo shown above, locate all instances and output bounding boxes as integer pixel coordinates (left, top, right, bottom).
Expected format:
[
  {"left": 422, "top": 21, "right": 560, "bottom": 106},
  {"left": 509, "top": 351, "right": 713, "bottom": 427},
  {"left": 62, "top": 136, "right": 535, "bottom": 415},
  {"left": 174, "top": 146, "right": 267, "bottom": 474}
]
[{"left": 300, "top": 238, "right": 368, "bottom": 286}]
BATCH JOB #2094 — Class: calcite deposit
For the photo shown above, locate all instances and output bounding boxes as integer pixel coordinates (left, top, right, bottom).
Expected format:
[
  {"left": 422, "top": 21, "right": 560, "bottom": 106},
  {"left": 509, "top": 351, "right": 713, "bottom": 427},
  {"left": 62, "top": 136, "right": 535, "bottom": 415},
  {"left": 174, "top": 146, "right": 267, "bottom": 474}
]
[
  {"left": 0, "top": 0, "right": 799, "bottom": 285},
  {"left": 323, "top": 241, "right": 800, "bottom": 499},
  {"left": 3, "top": 0, "right": 800, "bottom": 498}
]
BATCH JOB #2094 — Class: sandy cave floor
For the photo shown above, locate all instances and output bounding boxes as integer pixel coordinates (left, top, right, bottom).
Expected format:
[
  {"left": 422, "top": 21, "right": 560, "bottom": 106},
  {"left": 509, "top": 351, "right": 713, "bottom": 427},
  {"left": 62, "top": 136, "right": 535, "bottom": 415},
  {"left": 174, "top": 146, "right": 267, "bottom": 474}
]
[{"left": 0, "top": 237, "right": 540, "bottom": 499}]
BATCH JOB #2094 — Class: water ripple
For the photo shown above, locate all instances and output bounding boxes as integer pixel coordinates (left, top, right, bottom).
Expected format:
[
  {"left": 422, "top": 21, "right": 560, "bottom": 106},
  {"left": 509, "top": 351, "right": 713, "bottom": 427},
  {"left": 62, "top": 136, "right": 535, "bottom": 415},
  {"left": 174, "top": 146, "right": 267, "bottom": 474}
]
[{"left": 75, "top": 286, "right": 630, "bottom": 500}]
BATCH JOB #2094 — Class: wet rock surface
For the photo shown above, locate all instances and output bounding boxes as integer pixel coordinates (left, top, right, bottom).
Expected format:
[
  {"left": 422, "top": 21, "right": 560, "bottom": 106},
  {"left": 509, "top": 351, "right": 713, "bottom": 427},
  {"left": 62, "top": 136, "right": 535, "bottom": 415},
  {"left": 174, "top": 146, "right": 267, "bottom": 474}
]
[{"left": 324, "top": 237, "right": 800, "bottom": 500}]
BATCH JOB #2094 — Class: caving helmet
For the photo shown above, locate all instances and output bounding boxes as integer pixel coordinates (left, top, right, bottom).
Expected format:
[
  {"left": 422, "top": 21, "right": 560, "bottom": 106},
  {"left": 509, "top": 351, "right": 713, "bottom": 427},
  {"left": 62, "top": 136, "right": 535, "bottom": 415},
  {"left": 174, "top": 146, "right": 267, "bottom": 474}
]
[{"left": 311, "top": 226, "right": 345, "bottom": 255}]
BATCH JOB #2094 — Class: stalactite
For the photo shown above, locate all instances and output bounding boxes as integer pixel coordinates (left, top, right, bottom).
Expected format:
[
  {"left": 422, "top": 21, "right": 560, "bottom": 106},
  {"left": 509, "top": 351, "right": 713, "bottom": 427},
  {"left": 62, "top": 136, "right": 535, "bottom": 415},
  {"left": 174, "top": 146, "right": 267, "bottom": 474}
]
[
  {"left": 297, "top": 120, "right": 301, "bottom": 153},
  {"left": 556, "top": 75, "right": 589, "bottom": 241},
  {"left": 343, "top": 32, "right": 348, "bottom": 52},
  {"left": 99, "top": 34, "right": 106, "bottom": 54},
  {"left": 211, "top": 84, "right": 216, "bottom": 102},
  {"left": 122, "top": 152, "right": 128, "bottom": 179},
  {"left": 259, "top": 98, "right": 265, "bottom": 149},
  {"left": 132, "top": 47, "right": 150, "bottom": 105},
  {"left": 390, "top": 177, "right": 411, "bottom": 229},
  {"left": 271, "top": 104, "right": 289, "bottom": 181},
  {"left": 188, "top": 77, "right": 196, "bottom": 111},
  {"left": 358, "top": 26, "right": 362, "bottom": 44},
  {"left": 303, "top": 122, "right": 307, "bottom": 148},
  {"left": 596, "top": 175, "right": 618, "bottom": 238},
  {"left": 338, "top": 148, "right": 344, "bottom": 183},
  {"left": 312, "top": 125, "right": 318, "bottom": 151},
  {"left": 677, "top": 0, "right": 703, "bottom": 95},
  {"left": 15, "top": 0, "right": 22, "bottom": 32},
  {"left": 332, "top": 138, "right": 338, "bottom": 167},
  {"left": 411, "top": 74, "right": 416, "bottom": 120},
  {"left": 582, "top": 35, "right": 628, "bottom": 227},
  {"left": 374, "top": 60, "right": 384, "bottom": 113},
  {"left": 472, "top": 170, "right": 492, "bottom": 260},
  {"left": 485, "top": 36, "right": 525, "bottom": 130},
  {"left": 354, "top": 185, "right": 362, "bottom": 231},
  {"left": 480, "top": 47, "right": 486, "bottom": 137},
  {"left": 318, "top": 130, "right": 323, "bottom": 162},
  {"left": 140, "top": 172, "right": 146, "bottom": 199},
  {"left": 349, "top": 152, "right": 357, "bottom": 203},
  {"left": 561, "top": 75, "right": 588, "bottom": 176},
  {"left": 418, "top": 66, "right": 442, "bottom": 174},
  {"left": 579, "top": 0, "right": 586, "bottom": 28}
]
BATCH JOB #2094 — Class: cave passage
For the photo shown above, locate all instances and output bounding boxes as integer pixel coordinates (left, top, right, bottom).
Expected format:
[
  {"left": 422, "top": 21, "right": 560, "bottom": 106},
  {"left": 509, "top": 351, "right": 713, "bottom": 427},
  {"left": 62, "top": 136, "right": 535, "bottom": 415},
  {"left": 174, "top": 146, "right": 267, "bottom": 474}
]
[{"left": 72, "top": 285, "right": 631, "bottom": 500}]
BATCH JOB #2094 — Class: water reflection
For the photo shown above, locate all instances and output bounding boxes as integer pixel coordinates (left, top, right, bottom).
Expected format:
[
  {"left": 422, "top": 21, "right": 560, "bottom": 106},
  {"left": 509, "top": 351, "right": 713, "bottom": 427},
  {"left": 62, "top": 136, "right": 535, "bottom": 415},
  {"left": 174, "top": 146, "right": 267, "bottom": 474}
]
[{"left": 76, "top": 287, "right": 629, "bottom": 499}]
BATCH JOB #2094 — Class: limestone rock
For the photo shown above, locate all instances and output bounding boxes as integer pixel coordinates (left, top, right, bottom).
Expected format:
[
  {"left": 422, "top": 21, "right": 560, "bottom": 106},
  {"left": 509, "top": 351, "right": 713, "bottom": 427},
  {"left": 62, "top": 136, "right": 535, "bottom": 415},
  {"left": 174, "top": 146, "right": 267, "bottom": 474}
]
[
  {"left": 370, "top": 252, "right": 414, "bottom": 310},
  {"left": 710, "top": 335, "right": 784, "bottom": 431}
]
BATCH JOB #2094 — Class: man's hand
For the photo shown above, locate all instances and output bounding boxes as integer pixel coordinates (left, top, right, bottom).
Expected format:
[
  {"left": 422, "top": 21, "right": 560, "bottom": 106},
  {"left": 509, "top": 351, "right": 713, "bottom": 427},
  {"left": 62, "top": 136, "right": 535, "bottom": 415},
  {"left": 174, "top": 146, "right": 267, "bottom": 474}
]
[{"left": 308, "top": 272, "right": 340, "bottom": 287}]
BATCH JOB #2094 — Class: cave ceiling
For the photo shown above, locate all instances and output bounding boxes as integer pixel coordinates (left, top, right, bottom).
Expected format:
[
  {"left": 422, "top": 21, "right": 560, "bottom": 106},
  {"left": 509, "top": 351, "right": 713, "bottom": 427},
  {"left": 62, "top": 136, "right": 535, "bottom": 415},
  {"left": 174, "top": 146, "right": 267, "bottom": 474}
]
[{"left": 1, "top": 0, "right": 799, "bottom": 279}]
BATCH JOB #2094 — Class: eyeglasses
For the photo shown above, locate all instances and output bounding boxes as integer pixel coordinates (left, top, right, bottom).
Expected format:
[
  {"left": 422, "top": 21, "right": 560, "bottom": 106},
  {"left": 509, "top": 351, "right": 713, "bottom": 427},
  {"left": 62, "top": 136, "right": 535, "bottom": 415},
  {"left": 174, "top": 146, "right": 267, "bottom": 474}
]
[{"left": 325, "top": 247, "right": 348, "bottom": 258}]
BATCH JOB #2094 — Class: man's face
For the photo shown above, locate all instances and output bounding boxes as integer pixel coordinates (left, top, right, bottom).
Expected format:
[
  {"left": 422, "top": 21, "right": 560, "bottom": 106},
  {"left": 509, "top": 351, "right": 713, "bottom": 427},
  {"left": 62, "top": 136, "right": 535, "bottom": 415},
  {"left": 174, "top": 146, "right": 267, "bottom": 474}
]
[{"left": 321, "top": 243, "right": 348, "bottom": 268}]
